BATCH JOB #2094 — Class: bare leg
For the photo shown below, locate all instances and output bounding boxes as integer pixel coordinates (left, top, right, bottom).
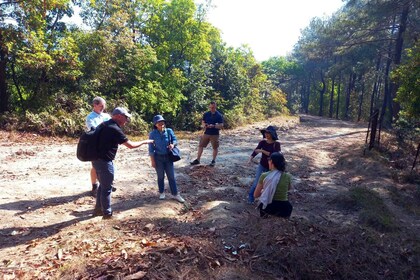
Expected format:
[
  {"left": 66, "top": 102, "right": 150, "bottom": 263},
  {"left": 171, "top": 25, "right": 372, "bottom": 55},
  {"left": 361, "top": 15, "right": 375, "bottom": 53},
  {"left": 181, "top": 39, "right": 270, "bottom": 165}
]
[
  {"left": 212, "top": 148, "right": 218, "bottom": 161},
  {"left": 90, "top": 167, "right": 97, "bottom": 185},
  {"left": 196, "top": 146, "right": 204, "bottom": 161}
]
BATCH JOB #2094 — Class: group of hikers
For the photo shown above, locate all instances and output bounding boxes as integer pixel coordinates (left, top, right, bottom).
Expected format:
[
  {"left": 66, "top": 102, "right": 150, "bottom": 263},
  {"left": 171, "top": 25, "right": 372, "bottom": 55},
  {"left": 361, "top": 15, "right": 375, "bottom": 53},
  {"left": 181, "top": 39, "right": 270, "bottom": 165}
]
[{"left": 85, "top": 97, "right": 293, "bottom": 220}]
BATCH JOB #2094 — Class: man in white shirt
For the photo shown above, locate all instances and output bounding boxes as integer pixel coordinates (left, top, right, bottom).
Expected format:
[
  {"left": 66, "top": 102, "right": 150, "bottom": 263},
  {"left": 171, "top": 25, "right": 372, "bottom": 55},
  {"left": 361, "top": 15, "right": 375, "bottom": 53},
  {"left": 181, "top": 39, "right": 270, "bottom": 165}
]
[{"left": 85, "top": 96, "right": 111, "bottom": 196}]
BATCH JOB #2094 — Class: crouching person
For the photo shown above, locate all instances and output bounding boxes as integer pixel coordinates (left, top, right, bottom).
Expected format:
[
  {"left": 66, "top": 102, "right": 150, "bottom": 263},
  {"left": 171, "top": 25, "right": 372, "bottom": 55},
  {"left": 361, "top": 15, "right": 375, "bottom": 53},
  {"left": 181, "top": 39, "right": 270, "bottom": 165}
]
[{"left": 254, "top": 152, "right": 293, "bottom": 218}]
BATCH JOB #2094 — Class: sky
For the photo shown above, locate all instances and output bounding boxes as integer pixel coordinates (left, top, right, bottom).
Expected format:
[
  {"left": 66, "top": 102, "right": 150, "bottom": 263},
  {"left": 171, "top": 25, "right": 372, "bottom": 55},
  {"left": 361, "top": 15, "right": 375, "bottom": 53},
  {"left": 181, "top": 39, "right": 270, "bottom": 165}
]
[{"left": 199, "top": 0, "right": 344, "bottom": 61}]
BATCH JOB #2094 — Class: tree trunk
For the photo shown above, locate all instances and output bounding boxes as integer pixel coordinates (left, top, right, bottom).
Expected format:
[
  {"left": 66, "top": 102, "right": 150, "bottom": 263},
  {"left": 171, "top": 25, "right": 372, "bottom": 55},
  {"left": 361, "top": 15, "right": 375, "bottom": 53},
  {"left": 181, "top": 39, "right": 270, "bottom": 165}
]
[
  {"left": 369, "top": 109, "right": 379, "bottom": 150},
  {"left": 412, "top": 143, "right": 420, "bottom": 171},
  {"left": 357, "top": 74, "right": 365, "bottom": 122},
  {"left": 390, "top": 3, "right": 409, "bottom": 122},
  {"left": 344, "top": 72, "right": 355, "bottom": 120},
  {"left": 329, "top": 77, "right": 335, "bottom": 118},
  {"left": 336, "top": 72, "right": 341, "bottom": 119},
  {"left": 301, "top": 79, "right": 310, "bottom": 114},
  {"left": 369, "top": 55, "right": 382, "bottom": 118},
  {"left": 0, "top": 30, "right": 9, "bottom": 113},
  {"left": 379, "top": 15, "right": 397, "bottom": 137},
  {"left": 318, "top": 71, "right": 326, "bottom": 117}
]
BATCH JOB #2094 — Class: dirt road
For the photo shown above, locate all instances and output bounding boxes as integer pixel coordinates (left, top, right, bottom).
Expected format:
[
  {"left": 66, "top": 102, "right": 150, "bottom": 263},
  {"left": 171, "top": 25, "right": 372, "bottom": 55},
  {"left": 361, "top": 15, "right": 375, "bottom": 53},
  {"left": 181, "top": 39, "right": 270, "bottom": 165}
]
[{"left": 1, "top": 115, "right": 418, "bottom": 279}]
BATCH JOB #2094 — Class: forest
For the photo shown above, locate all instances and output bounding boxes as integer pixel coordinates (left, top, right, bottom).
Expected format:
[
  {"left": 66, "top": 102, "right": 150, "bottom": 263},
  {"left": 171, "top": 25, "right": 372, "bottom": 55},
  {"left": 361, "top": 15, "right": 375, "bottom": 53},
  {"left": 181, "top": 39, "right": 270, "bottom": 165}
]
[{"left": 0, "top": 0, "right": 419, "bottom": 139}]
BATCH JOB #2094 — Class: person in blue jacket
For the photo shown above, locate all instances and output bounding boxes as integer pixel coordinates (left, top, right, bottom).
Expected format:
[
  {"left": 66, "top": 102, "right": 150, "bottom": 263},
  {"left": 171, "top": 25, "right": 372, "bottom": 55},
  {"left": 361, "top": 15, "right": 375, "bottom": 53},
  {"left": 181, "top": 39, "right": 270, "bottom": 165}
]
[{"left": 149, "top": 115, "right": 185, "bottom": 203}]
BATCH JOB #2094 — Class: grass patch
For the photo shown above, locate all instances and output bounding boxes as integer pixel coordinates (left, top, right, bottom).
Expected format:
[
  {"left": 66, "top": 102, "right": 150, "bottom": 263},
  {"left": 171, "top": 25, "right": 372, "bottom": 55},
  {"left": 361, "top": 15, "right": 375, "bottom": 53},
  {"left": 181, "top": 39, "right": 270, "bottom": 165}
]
[
  {"left": 349, "top": 187, "right": 396, "bottom": 232},
  {"left": 388, "top": 185, "right": 420, "bottom": 216}
]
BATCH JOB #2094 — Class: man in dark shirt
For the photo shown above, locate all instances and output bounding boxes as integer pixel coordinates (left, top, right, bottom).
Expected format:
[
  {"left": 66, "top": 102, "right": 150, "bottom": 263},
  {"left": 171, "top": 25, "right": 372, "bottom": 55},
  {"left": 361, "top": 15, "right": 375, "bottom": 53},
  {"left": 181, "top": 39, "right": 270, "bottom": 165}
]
[
  {"left": 92, "top": 107, "right": 153, "bottom": 219},
  {"left": 190, "top": 101, "right": 224, "bottom": 167}
]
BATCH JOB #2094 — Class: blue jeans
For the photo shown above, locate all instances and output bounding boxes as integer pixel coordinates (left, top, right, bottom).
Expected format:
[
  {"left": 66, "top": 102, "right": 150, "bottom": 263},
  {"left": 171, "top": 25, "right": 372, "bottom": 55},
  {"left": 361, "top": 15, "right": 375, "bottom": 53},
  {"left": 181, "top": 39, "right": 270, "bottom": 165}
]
[
  {"left": 154, "top": 154, "right": 178, "bottom": 195},
  {"left": 248, "top": 163, "right": 269, "bottom": 202},
  {"left": 92, "top": 159, "right": 114, "bottom": 215}
]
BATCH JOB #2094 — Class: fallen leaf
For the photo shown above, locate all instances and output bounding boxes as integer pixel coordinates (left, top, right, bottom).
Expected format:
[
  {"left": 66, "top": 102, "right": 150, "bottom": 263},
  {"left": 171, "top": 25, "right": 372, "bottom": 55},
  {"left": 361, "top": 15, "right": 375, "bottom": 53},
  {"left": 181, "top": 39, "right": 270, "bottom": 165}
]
[
  {"left": 121, "top": 249, "right": 128, "bottom": 259},
  {"left": 56, "top": 249, "right": 63, "bottom": 260}
]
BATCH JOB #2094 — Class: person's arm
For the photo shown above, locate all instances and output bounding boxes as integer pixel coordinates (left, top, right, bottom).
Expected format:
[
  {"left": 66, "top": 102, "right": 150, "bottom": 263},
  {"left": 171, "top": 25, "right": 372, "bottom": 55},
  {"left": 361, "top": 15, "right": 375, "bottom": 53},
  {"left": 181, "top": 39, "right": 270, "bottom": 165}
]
[
  {"left": 148, "top": 133, "right": 156, "bottom": 168},
  {"left": 249, "top": 142, "right": 262, "bottom": 162},
  {"left": 287, "top": 174, "right": 292, "bottom": 191},
  {"left": 201, "top": 120, "right": 207, "bottom": 130},
  {"left": 122, "top": 139, "right": 154, "bottom": 149},
  {"left": 86, "top": 114, "right": 95, "bottom": 130},
  {"left": 254, "top": 181, "right": 264, "bottom": 198},
  {"left": 276, "top": 141, "right": 281, "bottom": 152},
  {"left": 168, "top": 129, "right": 177, "bottom": 150},
  {"left": 150, "top": 155, "right": 156, "bottom": 169},
  {"left": 254, "top": 141, "right": 270, "bottom": 156},
  {"left": 214, "top": 122, "right": 223, "bottom": 129}
]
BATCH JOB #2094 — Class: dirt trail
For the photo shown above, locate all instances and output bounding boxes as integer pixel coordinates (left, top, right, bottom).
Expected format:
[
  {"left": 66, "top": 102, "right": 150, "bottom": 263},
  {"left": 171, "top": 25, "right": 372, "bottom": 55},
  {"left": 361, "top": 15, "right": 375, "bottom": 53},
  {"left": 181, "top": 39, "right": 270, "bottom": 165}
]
[{"left": 0, "top": 114, "right": 417, "bottom": 279}]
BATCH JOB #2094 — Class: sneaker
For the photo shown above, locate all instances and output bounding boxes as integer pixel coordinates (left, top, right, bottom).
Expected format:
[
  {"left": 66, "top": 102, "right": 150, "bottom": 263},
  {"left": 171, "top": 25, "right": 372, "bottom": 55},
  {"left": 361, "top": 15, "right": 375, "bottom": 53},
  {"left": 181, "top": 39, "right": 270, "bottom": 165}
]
[
  {"left": 159, "top": 193, "right": 166, "bottom": 200},
  {"left": 190, "top": 159, "right": 200, "bottom": 165},
  {"left": 209, "top": 160, "right": 216, "bottom": 167},
  {"left": 173, "top": 194, "right": 185, "bottom": 203}
]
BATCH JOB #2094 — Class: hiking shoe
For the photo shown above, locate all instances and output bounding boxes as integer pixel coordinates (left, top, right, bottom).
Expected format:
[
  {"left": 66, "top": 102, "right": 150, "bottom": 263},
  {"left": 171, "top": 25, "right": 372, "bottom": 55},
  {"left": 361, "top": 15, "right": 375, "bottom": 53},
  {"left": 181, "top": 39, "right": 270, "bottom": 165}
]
[
  {"left": 102, "top": 213, "right": 113, "bottom": 220},
  {"left": 92, "top": 208, "right": 103, "bottom": 217},
  {"left": 173, "top": 194, "right": 185, "bottom": 203},
  {"left": 190, "top": 159, "right": 200, "bottom": 165},
  {"left": 91, "top": 184, "right": 99, "bottom": 197},
  {"left": 209, "top": 160, "right": 216, "bottom": 167},
  {"left": 159, "top": 193, "right": 166, "bottom": 200}
]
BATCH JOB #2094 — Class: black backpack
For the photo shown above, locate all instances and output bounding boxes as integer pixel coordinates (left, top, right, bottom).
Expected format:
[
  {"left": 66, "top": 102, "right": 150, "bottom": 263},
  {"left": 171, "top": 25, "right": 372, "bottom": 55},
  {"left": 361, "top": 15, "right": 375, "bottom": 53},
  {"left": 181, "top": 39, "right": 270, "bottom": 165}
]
[{"left": 76, "top": 123, "right": 106, "bottom": 162}]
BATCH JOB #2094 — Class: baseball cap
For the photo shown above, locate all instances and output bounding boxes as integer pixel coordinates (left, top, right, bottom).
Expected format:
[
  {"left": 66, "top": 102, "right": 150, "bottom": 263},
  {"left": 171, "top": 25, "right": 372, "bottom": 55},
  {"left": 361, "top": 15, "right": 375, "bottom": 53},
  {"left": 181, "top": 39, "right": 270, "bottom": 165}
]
[{"left": 112, "top": 107, "right": 132, "bottom": 118}]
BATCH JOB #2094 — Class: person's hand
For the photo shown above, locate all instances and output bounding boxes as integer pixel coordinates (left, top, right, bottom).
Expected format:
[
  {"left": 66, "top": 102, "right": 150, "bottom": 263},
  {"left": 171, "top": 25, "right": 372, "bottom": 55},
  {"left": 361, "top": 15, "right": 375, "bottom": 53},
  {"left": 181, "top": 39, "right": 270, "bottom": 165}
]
[
  {"left": 247, "top": 157, "right": 254, "bottom": 165},
  {"left": 145, "top": 139, "right": 154, "bottom": 144},
  {"left": 168, "top": 143, "right": 174, "bottom": 150}
]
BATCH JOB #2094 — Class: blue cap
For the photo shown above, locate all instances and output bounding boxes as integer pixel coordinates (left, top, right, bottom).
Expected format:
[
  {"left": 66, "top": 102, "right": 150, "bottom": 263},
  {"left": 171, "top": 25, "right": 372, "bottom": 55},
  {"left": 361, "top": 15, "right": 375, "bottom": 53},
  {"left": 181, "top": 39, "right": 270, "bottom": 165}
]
[{"left": 153, "top": 115, "right": 165, "bottom": 125}]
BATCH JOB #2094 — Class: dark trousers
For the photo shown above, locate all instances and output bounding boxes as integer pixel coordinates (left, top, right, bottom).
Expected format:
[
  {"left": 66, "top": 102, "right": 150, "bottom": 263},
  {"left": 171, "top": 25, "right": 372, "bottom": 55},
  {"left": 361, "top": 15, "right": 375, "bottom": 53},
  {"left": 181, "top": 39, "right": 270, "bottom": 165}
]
[
  {"left": 92, "top": 159, "right": 114, "bottom": 215},
  {"left": 258, "top": 200, "right": 293, "bottom": 218}
]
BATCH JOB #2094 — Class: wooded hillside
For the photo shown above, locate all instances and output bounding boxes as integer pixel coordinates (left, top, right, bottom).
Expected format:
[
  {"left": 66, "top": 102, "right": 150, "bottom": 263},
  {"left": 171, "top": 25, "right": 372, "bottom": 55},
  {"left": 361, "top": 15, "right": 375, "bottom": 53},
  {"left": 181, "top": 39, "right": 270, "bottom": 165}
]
[{"left": 0, "top": 0, "right": 418, "bottom": 139}]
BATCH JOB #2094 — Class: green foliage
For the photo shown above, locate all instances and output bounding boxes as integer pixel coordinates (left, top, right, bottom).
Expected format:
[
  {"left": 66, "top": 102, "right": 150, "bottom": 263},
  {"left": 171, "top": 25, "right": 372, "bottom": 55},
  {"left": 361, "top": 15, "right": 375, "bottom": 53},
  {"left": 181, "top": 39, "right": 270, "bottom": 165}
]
[
  {"left": 265, "top": 88, "right": 290, "bottom": 116},
  {"left": 223, "top": 106, "right": 247, "bottom": 129},
  {"left": 349, "top": 187, "right": 396, "bottom": 232},
  {"left": 394, "top": 117, "right": 420, "bottom": 142},
  {"left": 1, "top": 0, "right": 294, "bottom": 135},
  {"left": 392, "top": 42, "right": 420, "bottom": 122},
  {"left": 122, "top": 112, "right": 150, "bottom": 136},
  {"left": 388, "top": 185, "right": 420, "bottom": 215}
]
